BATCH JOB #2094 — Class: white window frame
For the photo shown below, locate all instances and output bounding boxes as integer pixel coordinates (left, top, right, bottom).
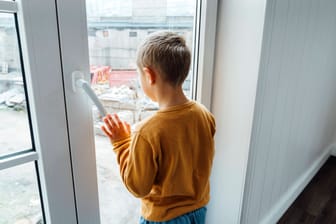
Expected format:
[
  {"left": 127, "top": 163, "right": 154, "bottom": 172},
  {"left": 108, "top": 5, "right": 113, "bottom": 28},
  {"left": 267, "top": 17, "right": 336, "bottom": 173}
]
[
  {"left": 54, "top": 0, "right": 218, "bottom": 223},
  {"left": 194, "top": 0, "right": 218, "bottom": 110},
  {"left": 0, "top": 0, "right": 78, "bottom": 223}
]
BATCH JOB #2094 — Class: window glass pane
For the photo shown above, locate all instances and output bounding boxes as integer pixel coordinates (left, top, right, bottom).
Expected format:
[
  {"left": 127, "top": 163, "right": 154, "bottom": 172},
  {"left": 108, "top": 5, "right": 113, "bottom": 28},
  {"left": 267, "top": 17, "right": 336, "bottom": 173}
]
[
  {"left": 0, "top": 13, "right": 33, "bottom": 157},
  {"left": 86, "top": 0, "right": 197, "bottom": 222},
  {"left": 0, "top": 163, "right": 43, "bottom": 223}
]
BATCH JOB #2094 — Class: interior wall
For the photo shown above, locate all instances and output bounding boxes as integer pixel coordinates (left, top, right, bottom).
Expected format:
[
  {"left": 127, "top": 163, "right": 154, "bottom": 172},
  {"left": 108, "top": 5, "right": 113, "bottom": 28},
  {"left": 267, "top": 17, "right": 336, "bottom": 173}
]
[
  {"left": 206, "top": 0, "right": 267, "bottom": 223},
  {"left": 332, "top": 133, "right": 336, "bottom": 156},
  {"left": 242, "top": 0, "right": 336, "bottom": 223}
]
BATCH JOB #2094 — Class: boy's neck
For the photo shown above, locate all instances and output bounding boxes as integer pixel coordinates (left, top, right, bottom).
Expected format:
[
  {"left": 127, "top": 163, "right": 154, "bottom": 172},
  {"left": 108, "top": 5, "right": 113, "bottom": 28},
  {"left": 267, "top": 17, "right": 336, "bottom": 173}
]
[{"left": 155, "top": 84, "right": 189, "bottom": 109}]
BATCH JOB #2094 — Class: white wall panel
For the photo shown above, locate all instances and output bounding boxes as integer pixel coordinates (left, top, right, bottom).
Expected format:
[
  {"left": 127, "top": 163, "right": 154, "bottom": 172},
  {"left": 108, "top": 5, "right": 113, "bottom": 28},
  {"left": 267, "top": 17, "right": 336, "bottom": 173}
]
[
  {"left": 207, "top": 0, "right": 267, "bottom": 223},
  {"left": 242, "top": 0, "right": 336, "bottom": 223}
]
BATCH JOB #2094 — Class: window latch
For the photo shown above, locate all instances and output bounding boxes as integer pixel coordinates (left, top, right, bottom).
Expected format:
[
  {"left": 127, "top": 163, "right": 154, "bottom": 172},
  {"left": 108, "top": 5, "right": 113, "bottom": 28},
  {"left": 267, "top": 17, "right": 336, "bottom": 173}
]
[{"left": 72, "top": 71, "right": 107, "bottom": 117}]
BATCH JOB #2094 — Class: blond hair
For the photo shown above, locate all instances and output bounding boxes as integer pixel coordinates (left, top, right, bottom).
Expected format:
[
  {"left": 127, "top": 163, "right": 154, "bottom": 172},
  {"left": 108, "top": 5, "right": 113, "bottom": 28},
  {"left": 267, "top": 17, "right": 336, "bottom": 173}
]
[{"left": 136, "top": 31, "right": 191, "bottom": 86}]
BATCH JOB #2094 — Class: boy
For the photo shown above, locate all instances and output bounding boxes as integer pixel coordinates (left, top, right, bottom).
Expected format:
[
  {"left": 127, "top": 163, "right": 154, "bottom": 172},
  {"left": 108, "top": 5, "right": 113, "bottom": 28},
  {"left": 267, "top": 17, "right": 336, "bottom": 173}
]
[{"left": 101, "top": 31, "right": 216, "bottom": 224}]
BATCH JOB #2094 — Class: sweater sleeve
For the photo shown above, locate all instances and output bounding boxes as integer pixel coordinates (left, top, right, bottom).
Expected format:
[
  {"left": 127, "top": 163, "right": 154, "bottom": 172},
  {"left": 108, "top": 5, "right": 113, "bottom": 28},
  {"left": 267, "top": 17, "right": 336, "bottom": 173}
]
[{"left": 112, "top": 133, "right": 158, "bottom": 198}]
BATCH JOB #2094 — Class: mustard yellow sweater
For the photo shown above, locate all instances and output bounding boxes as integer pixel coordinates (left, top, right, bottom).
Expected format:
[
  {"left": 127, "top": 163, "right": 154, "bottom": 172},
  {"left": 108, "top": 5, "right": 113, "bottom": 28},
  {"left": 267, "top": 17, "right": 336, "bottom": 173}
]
[{"left": 112, "top": 100, "right": 216, "bottom": 221}]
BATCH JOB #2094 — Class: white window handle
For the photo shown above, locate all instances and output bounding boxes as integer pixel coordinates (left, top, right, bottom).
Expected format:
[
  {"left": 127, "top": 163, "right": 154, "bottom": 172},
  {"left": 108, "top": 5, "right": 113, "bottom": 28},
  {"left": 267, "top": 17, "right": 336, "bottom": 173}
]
[{"left": 72, "top": 71, "right": 107, "bottom": 117}]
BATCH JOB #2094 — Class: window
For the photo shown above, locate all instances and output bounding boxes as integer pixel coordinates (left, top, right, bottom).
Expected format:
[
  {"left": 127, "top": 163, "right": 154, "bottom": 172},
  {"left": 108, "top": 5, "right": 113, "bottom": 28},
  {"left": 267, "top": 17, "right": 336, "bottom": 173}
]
[
  {"left": 0, "top": 0, "right": 81, "bottom": 223},
  {"left": 86, "top": 0, "right": 198, "bottom": 222},
  {"left": 0, "top": 0, "right": 220, "bottom": 223},
  {"left": 87, "top": 0, "right": 197, "bottom": 124},
  {"left": 47, "top": 0, "right": 217, "bottom": 222},
  {"left": 0, "top": 13, "right": 32, "bottom": 157},
  {"left": 0, "top": 3, "right": 43, "bottom": 223}
]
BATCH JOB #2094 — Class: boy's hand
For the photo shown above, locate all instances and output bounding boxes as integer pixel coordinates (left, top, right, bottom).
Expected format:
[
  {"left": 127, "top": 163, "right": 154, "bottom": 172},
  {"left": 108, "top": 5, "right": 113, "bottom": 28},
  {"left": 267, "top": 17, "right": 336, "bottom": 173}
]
[{"left": 101, "top": 114, "right": 131, "bottom": 143}]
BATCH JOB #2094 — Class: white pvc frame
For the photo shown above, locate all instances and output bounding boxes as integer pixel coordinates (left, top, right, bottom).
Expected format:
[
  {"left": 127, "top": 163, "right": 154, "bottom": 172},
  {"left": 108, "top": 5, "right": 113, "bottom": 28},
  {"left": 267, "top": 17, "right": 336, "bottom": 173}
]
[
  {"left": 55, "top": 0, "right": 101, "bottom": 222},
  {"left": 0, "top": 151, "right": 37, "bottom": 170},
  {"left": 194, "top": 0, "right": 218, "bottom": 110},
  {"left": 0, "top": 0, "right": 78, "bottom": 223}
]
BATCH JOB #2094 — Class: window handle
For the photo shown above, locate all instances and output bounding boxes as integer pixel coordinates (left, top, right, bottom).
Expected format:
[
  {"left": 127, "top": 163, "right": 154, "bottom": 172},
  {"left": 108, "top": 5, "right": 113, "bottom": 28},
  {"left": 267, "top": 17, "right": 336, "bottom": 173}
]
[{"left": 72, "top": 71, "right": 107, "bottom": 117}]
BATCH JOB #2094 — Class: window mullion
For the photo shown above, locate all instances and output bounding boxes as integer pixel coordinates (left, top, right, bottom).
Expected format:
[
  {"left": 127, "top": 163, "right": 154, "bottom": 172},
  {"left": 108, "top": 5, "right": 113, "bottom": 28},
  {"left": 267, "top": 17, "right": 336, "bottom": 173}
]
[{"left": 0, "top": 151, "right": 38, "bottom": 170}]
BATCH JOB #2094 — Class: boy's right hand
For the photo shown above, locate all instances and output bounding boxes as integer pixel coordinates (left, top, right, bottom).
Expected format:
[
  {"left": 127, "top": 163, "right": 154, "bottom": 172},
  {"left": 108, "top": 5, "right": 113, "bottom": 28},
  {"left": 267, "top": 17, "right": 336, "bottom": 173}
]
[{"left": 101, "top": 113, "right": 131, "bottom": 143}]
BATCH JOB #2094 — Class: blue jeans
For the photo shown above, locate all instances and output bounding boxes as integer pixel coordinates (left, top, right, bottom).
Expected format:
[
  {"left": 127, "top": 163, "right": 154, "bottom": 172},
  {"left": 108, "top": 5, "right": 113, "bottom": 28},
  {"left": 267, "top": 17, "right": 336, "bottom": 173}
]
[{"left": 139, "top": 207, "right": 207, "bottom": 224}]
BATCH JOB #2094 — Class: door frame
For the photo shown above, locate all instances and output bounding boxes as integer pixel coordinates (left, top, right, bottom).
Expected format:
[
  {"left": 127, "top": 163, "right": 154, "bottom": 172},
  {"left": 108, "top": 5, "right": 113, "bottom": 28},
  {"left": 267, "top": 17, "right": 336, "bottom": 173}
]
[
  {"left": 0, "top": 0, "right": 77, "bottom": 223},
  {"left": 55, "top": 0, "right": 218, "bottom": 223}
]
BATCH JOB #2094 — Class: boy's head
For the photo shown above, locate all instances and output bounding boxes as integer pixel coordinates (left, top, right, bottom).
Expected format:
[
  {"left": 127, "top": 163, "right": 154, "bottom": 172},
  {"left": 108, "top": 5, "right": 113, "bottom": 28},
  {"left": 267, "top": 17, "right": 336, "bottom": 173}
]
[{"left": 136, "top": 31, "right": 191, "bottom": 87}]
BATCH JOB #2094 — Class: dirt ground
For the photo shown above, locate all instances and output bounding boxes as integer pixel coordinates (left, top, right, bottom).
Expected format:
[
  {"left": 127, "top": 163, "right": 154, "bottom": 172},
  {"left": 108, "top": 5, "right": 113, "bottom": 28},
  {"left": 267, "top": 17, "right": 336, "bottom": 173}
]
[{"left": 0, "top": 109, "right": 140, "bottom": 224}]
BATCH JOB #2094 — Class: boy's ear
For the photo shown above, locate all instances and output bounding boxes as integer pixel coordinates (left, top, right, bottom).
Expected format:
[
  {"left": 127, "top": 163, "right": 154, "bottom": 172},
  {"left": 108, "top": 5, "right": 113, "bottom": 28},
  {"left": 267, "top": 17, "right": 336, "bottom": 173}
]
[{"left": 143, "top": 67, "right": 156, "bottom": 85}]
